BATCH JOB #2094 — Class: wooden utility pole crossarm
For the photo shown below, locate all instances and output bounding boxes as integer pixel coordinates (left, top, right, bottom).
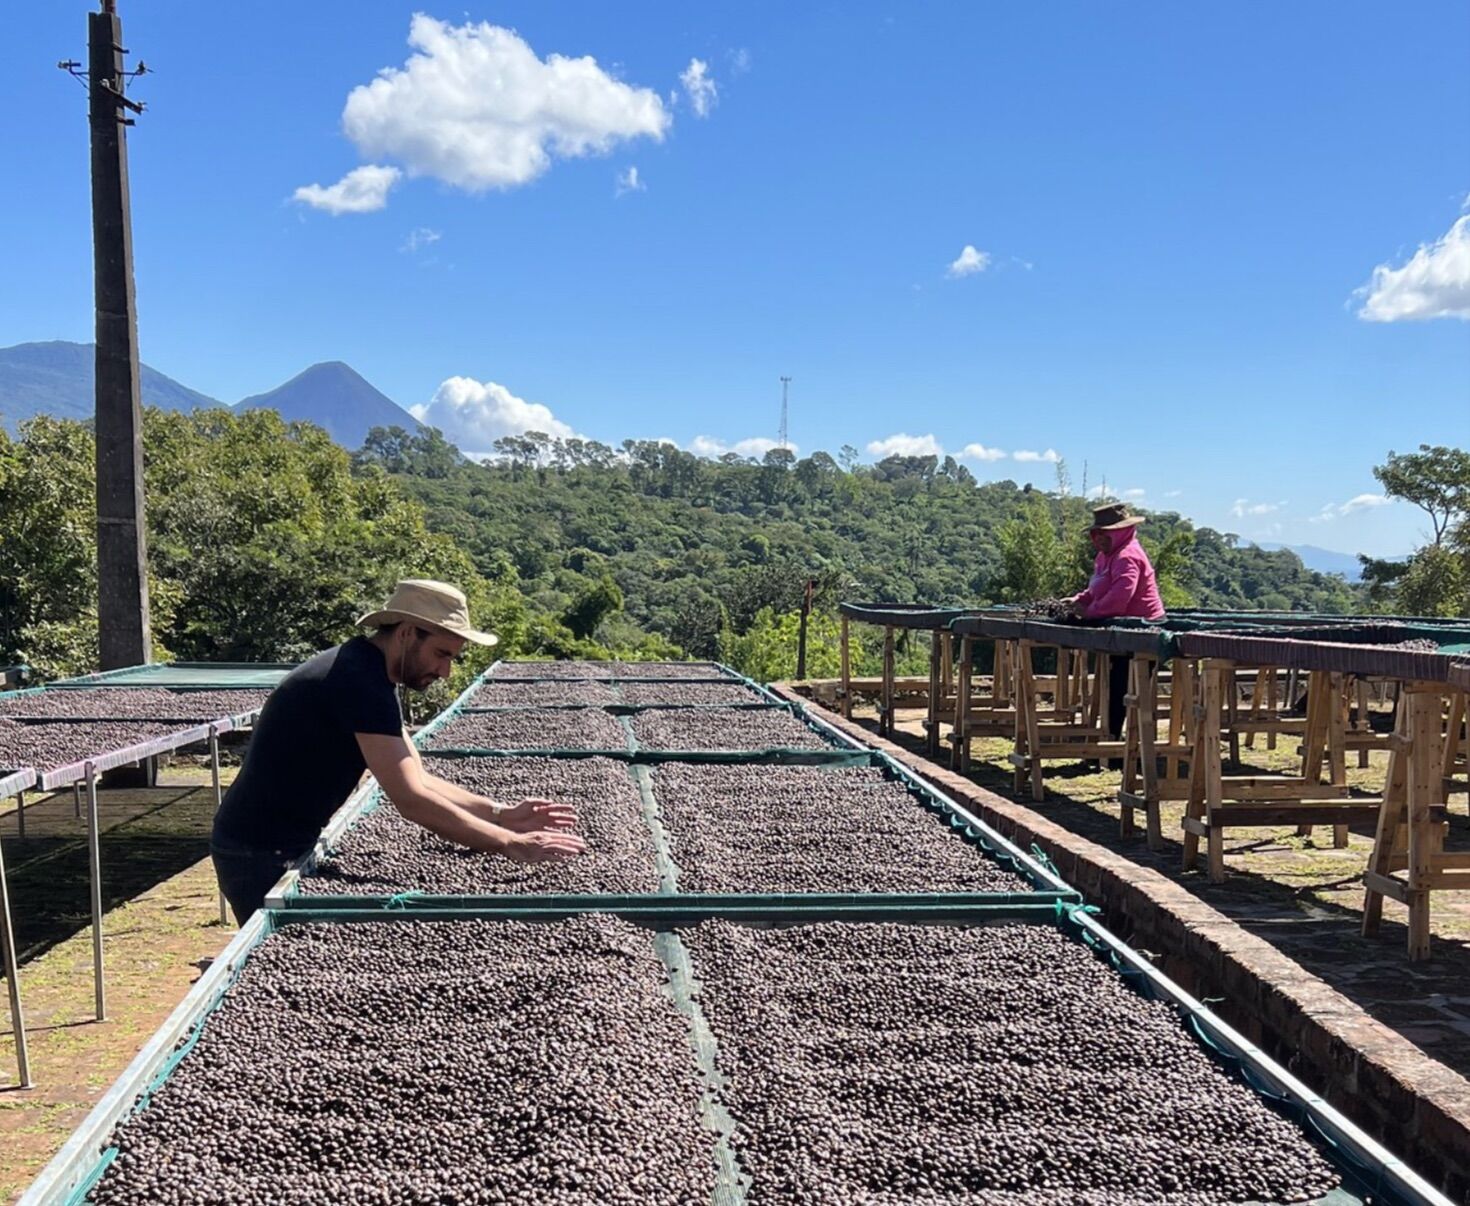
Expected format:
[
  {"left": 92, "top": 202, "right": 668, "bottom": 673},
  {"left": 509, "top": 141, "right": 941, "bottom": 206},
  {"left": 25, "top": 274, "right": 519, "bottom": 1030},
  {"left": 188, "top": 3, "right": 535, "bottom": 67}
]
[{"left": 88, "top": 0, "right": 151, "bottom": 670}]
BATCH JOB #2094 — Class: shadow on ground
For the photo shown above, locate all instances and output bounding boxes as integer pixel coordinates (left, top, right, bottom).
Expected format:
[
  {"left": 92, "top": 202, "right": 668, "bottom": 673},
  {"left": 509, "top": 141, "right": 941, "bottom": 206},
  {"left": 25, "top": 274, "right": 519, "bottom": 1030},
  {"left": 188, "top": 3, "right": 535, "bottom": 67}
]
[{"left": 1, "top": 786, "right": 215, "bottom": 970}]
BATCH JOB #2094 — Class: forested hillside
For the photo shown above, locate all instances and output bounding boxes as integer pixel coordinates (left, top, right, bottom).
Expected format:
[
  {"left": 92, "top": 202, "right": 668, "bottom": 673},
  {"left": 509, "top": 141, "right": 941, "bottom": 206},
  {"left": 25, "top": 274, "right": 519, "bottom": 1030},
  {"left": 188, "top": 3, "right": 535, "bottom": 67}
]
[
  {"left": 0, "top": 408, "right": 1403, "bottom": 688},
  {"left": 354, "top": 427, "right": 1362, "bottom": 666}
]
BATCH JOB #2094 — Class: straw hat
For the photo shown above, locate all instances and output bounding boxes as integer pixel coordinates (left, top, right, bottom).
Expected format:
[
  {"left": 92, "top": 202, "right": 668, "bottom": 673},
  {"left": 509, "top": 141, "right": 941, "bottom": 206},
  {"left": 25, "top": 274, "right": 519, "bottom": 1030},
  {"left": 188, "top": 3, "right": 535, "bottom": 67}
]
[
  {"left": 356, "top": 579, "right": 498, "bottom": 646},
  {"left": 1090, "top": 502, "right": 1146, "bottom": 531}
]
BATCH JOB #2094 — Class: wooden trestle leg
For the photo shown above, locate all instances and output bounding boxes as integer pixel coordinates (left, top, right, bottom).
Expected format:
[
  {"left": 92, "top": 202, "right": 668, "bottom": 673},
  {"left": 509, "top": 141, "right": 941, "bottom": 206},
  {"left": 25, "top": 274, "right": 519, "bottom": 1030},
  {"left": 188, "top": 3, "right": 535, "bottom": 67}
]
[{"left": 1363, "top": 685, "right": 1457, "bottom": 961}]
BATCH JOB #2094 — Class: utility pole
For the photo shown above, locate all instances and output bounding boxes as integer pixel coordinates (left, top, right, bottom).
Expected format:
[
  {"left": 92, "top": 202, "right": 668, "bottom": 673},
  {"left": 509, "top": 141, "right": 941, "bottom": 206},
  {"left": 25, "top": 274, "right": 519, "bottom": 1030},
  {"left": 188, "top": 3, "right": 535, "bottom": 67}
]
[
  {"left": 778, "top": 376, "right": 791, "bottom": 449},
  {"left": 87, "top": 1, "right": 151, "bottom": 669}
]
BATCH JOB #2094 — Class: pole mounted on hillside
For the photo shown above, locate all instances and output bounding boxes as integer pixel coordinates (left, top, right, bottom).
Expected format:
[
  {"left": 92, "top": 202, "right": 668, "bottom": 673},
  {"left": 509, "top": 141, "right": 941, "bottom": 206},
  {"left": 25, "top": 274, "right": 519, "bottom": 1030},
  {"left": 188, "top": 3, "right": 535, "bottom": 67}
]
[
  {"left": 67, "top": 0, "right": 151, "bottom": 669},
  {"left": 779, "top": 376, "right": 791, "bottom": 450}
]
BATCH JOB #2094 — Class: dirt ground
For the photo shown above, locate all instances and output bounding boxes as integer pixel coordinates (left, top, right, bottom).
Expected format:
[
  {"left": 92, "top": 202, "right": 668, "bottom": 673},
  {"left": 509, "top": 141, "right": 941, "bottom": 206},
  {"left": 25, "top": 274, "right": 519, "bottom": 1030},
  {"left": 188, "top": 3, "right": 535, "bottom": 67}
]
[
  {"left": 861, "top": 701, "right": 1470, "bottom": 1081},
  {"left": 0, "top": 762, "right": 240, "bottom": 1203}
]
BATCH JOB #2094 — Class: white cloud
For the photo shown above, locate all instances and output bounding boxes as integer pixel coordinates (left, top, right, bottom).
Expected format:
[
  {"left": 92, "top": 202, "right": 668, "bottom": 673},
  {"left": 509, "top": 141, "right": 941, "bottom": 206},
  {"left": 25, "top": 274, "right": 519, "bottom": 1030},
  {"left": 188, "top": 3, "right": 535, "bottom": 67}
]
[
  {"left": 1311, "top": 492, "right": 1394, "bottom": 522},
  {"left": 401, "top": 226, "right": 441, "bottom": 252},
  {"left": 946, "top": 245, "right": 991, "bottom": 278},
  {"left": 411, "top": 376, "right": 576, "bottom": 457},
  {"left": 292, "top": 164, "right": 401, "bottom": 214},
  {"left": 1340, "top": 492, "right": 1391, "bottom": 513},
  {"left": 335, "top": 16, "right": 670, "bottom": 196},
  {"left": 1122, "top": 487, "right": 1146, "bottom": 500},
  {"left": 728, "top": 48, "right": 752, "bottom": 76},
  {"left": 1230, "top": 498, "right": 1284, "bottom": 518},
  {"left": 615, "top": 165, "right": 645, "bottom": 196},
  {"left": 1163, "top": 490, "right": 1183, "bottom": 498},
  {"left": 960, "top": 442, "right": 1007, "bottom": 462},
  {"left": 1357, "top": 214, "right": 1470, "bottom": 321},
  {"left": 688, "top": 435, "right": 795, "bottom": 458},
  {"left": 680, "top": 58, "right": 717, "bottom": 117},
  {"left": 1012, "top": 448, "right": 1060, "bottom": 463},
  {"left": 867, "top": 433, "right": 944, "bottom": 458}
]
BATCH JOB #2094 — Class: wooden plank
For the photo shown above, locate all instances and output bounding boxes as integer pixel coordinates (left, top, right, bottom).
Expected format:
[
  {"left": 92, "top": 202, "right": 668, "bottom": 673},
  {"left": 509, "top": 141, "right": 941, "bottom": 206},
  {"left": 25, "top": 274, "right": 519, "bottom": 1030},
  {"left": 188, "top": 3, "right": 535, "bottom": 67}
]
[
  {"left": 839, "top": 614, "right": 851, "bottom": 720},
  {"left": 951, "top": 635, "right": 972, "bottom": 771},
  {"left": 1206, "top": 803, "right": 1383, "bottom": 826},
  {"left": 1364, "top": 869, "right": 1409, "bottom": 904},
  {"left": 880, "top": 625, "right": 896, "bottom": 737},
  {"left": 1217, "top": 781, "right": 1355, "bottom": 801}
]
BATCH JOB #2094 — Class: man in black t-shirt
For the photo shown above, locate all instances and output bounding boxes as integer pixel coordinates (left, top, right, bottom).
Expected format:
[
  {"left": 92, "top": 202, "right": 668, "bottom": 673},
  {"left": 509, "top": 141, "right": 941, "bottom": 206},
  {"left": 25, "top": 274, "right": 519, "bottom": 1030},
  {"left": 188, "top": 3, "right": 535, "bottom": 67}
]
[{"left": 211, "top": 579, "right": 584, "bottom": 922}]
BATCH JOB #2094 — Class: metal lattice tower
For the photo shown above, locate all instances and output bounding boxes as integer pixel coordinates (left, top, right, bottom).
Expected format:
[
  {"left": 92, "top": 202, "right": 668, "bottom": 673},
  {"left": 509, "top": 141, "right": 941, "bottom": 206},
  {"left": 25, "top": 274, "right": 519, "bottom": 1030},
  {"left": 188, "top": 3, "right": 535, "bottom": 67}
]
[{"left": 779, "top": 376, "right": 791, "bottom": 448}]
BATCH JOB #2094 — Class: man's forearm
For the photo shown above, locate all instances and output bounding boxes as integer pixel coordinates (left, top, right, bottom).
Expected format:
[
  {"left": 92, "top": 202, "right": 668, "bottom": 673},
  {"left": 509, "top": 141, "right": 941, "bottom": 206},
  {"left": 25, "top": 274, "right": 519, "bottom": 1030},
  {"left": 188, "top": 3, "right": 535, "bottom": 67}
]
[
  {"left": 422, "top": 769, "right": 502, "bottom": 816},
  {"left": 391, "top": 785, "right": 513, "bottom": 853}
]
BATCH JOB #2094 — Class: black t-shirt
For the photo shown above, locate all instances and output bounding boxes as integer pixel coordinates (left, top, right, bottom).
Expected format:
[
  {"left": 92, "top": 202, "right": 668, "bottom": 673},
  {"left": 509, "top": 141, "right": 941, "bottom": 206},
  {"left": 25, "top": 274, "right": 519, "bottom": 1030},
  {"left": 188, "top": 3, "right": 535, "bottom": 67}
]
[{"left": 213, "top": 637, "right": 403, "bottom": 856}]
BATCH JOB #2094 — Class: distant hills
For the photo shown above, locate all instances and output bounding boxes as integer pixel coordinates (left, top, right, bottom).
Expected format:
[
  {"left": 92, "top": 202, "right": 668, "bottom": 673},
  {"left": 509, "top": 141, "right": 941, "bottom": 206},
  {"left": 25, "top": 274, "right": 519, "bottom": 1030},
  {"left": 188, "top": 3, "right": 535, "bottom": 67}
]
[
  {"left": 1252, "top": 542, "right": 1373, "bottom": 580},
  {"left": 237, "top": 361, "right": 422, "bottom": 446},
  {"left": 0, "top": 340, "right": 221, "bottom": 425},
  {"left": 0, "top": 340, "right": 422, "bottom": 449}
]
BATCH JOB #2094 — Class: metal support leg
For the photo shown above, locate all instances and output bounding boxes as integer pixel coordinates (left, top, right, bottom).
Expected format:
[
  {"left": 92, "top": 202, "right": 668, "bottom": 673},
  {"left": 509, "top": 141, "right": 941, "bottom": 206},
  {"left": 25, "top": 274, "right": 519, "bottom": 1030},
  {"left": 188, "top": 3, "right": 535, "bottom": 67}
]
[
  {"left": 85, "top": 764, "right": 105, "bottom": 1021},
  {"left": 73, "top": 781, "right": 82, "bottom": 820},
  {"left": 0, "top": 830, "right": 31, "bottom": 1086},
  {"left": 209, "top": 727, "right": 227, "bottom": 926}
]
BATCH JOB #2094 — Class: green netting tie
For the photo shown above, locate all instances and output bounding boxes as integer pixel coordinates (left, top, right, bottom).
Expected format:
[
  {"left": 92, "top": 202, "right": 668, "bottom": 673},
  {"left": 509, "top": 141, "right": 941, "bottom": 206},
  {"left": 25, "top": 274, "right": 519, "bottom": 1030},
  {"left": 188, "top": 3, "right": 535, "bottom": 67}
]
[
  {"left": 385, "top": 890, "right": 425, "bottom": 910},
  {"left": 64, "top": 1144, "right": 119, "bottom": 1206},
  {"left": 1028, "top": 843, "right": 1060, "bottom": 877},
  {"left": 1303, "top": 1111, "right": 1382, "bottom": 1189},
  {"left": 1238, "top": 1062, "right": 1299, "bottom": 1116},
  {"left": 1186, "top": 1012, "right": 1243, "bottom": 1077}
]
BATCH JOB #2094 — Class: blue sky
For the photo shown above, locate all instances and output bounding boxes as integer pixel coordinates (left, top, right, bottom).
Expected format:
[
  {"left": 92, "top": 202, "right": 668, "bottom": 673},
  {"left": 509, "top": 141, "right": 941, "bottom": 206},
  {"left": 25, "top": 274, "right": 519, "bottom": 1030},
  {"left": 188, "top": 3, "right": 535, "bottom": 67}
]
[{"left": 5, "top": 2, "right": 1468, "bottom": 558}]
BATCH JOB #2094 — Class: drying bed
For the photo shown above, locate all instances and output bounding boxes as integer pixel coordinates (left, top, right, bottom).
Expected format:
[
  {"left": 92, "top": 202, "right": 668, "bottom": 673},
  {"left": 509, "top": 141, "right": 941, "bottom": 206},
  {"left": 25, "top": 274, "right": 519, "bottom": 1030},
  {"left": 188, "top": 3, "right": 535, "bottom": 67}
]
[
  {"left": 0, "top": 687, "right": 269, "bottom": 722},
  {"left": 269, "top": 749, "right": 1074, "bottom": 908},
  {"left": 1174, "top": 630, "right": 1470, "bottom": 682},
  {"left": 463, "top": 680, "right": 621, "bottom": 708},
  {"left": 631, "top": 707, "right": 831, "bottom": 753},
  {"left": 48, "top": 662, "right": 294, "bottom": 690},
  {"left": 618, "top": 681, "right": 766, "bottom": 708},
  {"left": 655, "top": 763, "right": 1030, "bottom": 895},
  {"left": 298, "top": 756, "right": 658, "bottom": 898},
  {"left": 488, "top": 660, "right": 732, "bottom": 681},
  {"left": 421, "top": 707, "right": 632, "bottom": 753},
  {"left": 0, "top": 719, "right": 187, "bottom": 776},
  {"left": 83, "top": 916, "right": 714, "bottom": 1206},
  {"left": 26, "top": 903, "right": 1446, "bottom": 1205},
  {"left": 685, "top": 919, "right": 1342, "bottom": 1205},
  {"left": 460, "top": 680, "right": 769, "bottom": 710},
  {"left": 837, "top": 602, "right": 988, "bottom": 629}
]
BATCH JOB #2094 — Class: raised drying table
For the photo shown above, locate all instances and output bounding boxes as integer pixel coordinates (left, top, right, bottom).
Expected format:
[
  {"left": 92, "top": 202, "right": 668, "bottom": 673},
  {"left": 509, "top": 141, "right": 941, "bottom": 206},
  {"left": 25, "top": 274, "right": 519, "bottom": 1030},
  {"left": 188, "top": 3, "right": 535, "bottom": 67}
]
[
  {"left": 836, "top": 603, "right": 988, "bottom": 750},
  {"left": 1173, "top": 627, "right": 1470, "bottom": 958},
  {"left": 0, "top": 766, "right": 36, "bottom": 1088}
]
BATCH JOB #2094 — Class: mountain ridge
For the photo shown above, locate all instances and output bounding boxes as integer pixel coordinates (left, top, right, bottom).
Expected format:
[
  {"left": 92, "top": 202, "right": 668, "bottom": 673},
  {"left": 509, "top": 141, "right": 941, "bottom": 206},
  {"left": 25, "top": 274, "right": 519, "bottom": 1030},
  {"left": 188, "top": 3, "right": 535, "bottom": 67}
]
[
  {"left": 0, "top": 340, "right": 221, "bottom": 429},
  {"left": 0, "top": 341, "right": 422, "bottom": 448}
]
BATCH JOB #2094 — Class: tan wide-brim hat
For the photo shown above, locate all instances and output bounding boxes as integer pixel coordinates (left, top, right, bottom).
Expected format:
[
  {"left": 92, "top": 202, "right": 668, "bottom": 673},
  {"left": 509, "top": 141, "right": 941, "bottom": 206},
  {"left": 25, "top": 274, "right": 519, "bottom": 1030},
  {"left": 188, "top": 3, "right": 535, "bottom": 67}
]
[
  {"left": 1090, "top": 502, "right": 1146, "bottom": 531},
  {"left": 356, "top": 579, "right": 498, "bottom": 646}
]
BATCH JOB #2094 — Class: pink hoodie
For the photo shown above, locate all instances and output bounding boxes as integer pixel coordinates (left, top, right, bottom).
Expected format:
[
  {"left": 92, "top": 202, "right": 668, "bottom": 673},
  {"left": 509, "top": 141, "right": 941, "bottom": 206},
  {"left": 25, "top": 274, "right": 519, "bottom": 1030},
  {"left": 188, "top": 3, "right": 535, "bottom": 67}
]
[{"left": 1074, "top": 528, "right": 1165, "bottom": 621}]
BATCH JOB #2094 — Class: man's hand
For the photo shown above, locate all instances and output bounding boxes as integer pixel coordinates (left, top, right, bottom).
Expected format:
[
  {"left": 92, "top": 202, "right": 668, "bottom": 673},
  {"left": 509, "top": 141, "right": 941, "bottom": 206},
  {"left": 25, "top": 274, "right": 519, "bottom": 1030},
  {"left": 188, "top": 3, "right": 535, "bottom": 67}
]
[
  {"left": 501, "top": 830, "right": 588, "bottom": 863},
  {"left": 498, "top": 796, "right": 579, "bottom": 834}
]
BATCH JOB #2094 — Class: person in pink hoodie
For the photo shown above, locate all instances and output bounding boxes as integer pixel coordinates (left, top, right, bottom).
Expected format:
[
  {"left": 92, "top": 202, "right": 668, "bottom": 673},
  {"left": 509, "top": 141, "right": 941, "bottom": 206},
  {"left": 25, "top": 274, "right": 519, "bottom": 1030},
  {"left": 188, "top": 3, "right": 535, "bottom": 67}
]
[
  {"left": 1071, "top": 503, "right": 1166, "bottom": 623},
  {"left": 1069, "top": 502, "right": 1166, "bottom": 742}
]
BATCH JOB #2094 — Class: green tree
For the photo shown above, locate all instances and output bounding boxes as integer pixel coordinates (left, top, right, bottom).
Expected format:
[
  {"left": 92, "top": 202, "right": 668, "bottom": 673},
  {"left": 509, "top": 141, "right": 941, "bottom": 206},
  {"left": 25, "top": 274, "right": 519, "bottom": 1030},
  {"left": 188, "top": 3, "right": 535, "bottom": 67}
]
[
  {"left": 1361, "top": 444, "right": 1470, "bottom": 617},
  {"left": 994, "top": 497, "right": 1069, "bottom": 602},
  {"left": 1397, "top": 545, "right": 1468, "bottom": 618},
  {"left": 562, "top": 573, "right": 624, "bottom": 639},
  {"left": 1374, "top": 444, "right": 1470, "bottom": 546}
]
